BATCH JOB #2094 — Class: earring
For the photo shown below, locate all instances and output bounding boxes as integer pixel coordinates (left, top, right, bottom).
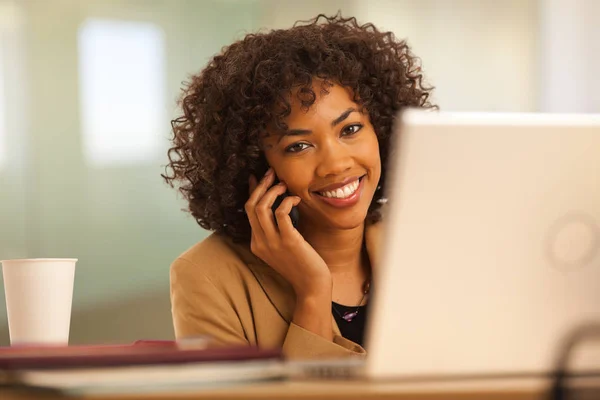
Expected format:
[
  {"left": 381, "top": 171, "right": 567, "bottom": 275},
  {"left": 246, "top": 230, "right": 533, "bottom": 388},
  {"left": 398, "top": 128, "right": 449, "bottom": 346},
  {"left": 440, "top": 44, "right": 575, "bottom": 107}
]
[{"left": 376, "top": 197, "right": 388, "bottom": 205}]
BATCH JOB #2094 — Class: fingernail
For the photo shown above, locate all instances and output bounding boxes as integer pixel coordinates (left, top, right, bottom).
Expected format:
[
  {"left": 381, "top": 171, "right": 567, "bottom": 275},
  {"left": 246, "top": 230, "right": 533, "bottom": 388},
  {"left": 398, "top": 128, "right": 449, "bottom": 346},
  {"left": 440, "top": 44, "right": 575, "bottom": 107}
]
[{"left": 265, "top": 168, "right": 273, "bottom": 177}]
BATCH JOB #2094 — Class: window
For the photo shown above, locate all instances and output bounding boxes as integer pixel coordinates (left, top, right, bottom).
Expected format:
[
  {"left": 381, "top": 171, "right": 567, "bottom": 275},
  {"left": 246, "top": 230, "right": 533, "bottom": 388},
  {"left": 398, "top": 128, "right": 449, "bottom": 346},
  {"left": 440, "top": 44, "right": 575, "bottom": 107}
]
[{"left": 77, "top": 19, "right": 166, "bottom": 166}]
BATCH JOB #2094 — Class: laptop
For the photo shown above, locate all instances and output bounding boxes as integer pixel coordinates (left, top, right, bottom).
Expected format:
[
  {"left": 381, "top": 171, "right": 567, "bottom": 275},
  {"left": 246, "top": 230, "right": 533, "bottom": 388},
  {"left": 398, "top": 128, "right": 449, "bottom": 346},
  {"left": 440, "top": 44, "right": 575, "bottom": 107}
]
[{"left": 295, "top": 110, "right": 600, "bottom": 381}]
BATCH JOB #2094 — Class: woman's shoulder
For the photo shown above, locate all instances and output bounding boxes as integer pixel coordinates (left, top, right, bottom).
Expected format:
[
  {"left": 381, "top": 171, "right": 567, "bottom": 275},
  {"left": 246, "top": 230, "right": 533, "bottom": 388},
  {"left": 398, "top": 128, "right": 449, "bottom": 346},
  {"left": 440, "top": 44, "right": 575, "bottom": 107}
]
[
  {"left": 170, "top": 233, "right": 259, "bottom": 287},
  {"left": 171, "top": 233, "right": 245, "bottom": 278},
  {"left": 178, "top": 233, "right": 242, "bottom": 262}
]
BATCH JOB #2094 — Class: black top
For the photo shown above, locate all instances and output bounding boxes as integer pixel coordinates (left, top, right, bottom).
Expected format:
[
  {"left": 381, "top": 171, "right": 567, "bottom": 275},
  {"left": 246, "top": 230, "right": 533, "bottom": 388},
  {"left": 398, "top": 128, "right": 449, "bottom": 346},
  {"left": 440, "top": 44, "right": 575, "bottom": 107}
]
[{"left": 331, "top": 302, "right": 369, "bottom": 347}]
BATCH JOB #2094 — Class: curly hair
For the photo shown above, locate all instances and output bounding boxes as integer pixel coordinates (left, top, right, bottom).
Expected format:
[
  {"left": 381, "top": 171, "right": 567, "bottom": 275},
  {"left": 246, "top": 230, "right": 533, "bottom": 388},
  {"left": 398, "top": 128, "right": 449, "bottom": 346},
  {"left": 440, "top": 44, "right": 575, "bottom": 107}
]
[{"left": 162, "top": 13, "right": 435, "bottom": 243}]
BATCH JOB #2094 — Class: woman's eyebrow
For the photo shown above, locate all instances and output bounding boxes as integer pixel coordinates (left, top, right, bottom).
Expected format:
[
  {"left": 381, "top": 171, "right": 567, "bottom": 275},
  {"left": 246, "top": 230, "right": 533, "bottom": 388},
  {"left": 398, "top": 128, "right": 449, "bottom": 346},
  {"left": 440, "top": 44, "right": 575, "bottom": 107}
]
[
  {"left": 276, "top": 107, "right": 357, "bottom": 143},
  {"left": 277, "top": 129, "right": 312, "bottom": 143},
  {"left": 331, "top": 107, "right": 357, "bottom": 127}
]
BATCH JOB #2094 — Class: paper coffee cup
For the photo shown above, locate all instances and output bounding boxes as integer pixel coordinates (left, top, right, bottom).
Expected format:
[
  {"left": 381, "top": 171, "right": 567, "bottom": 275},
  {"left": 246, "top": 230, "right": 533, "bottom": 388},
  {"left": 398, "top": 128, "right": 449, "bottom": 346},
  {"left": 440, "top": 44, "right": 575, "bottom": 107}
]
[{"left": 1, "top": 258, "right": 77, "bottom": 345}]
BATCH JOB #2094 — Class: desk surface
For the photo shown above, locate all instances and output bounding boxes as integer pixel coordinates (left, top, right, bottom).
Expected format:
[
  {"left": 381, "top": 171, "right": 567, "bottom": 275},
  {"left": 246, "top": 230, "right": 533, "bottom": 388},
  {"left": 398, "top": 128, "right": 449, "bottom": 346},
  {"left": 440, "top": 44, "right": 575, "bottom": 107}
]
[{"left": 3, "top": 376, "right": 592, "bottom": 400}]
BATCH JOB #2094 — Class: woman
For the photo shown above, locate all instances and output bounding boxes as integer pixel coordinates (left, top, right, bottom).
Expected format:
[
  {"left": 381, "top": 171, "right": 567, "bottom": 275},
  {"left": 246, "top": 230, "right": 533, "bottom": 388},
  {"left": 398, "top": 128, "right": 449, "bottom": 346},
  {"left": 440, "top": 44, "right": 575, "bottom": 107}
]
[{"left": 163, "top": 14, "right": 434, "bottom": 359}]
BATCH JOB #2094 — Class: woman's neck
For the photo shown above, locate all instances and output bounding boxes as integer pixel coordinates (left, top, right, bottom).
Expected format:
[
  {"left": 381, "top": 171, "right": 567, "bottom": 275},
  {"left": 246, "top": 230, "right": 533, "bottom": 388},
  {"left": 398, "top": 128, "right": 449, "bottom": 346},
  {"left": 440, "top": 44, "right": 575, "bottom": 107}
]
[{"left": 298, "top": 221, "right": 369, "bottom": 282}]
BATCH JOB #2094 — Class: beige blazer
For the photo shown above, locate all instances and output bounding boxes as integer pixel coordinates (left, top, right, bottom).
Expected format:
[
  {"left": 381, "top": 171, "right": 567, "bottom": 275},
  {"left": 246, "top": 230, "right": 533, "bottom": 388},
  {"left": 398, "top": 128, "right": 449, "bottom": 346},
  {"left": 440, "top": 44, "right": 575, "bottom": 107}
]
[{"left": 170, "top": 222, "right": 382, "bottom": 360}]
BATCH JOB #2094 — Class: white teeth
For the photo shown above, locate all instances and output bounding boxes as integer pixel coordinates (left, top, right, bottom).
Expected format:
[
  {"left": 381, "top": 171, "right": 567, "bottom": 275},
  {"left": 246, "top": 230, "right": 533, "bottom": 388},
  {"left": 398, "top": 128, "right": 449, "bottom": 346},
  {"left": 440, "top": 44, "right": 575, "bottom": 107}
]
[{"left": 319, "top": 179, "right": 360, "bottom": 199}]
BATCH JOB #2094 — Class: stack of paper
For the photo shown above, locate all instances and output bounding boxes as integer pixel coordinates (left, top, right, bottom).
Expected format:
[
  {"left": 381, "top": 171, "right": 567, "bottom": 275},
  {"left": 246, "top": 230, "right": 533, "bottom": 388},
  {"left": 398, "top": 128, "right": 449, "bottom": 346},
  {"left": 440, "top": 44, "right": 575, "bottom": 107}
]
[{"left": 0, "top": 341, "right": 284, "bottom": 395}]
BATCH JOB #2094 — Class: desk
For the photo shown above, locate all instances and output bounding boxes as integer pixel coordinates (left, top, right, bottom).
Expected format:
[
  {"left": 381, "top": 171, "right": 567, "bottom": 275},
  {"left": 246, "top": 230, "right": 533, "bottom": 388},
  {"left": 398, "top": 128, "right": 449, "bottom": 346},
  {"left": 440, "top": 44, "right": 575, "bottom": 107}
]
[{"left": 4, "top": 376, "right": 598, "bottom": 400}]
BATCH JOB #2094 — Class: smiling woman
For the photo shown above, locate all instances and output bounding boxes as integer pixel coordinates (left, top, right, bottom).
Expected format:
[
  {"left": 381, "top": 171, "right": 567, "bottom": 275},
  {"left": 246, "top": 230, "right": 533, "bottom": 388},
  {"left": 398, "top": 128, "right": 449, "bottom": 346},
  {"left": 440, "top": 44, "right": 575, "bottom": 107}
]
[
  {"left": 162, "top": 14, "right": 435, "bottom": 359},
  {"left": 260, "top": 83, "right": 381, "bottom": 232}
]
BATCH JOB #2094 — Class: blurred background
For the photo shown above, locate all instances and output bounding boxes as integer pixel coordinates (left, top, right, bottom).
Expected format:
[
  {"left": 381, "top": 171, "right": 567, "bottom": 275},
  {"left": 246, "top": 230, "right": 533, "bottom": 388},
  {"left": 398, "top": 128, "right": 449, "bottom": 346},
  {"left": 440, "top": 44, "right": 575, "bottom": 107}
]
[{"left": 0, "top": 0, "right": 598, "bottom": 346}]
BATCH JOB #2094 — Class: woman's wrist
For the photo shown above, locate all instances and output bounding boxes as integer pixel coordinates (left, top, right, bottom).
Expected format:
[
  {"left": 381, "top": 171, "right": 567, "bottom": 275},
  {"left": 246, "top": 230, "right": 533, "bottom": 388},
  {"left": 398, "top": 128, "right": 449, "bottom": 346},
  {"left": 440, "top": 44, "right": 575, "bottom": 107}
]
[
  {"left": 293, "top": 288, "right": 334, "bottom": 341},
  {"left": 293, "top": 274, "right": 332, "bottom": 300}
]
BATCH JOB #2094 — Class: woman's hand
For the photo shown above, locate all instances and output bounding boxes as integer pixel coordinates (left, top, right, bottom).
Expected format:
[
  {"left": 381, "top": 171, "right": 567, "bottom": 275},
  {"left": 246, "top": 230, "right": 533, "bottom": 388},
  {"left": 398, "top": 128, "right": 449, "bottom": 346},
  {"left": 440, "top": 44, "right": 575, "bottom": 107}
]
[{"left": 245, "top": 168, "right": 332, "bottom": 299}]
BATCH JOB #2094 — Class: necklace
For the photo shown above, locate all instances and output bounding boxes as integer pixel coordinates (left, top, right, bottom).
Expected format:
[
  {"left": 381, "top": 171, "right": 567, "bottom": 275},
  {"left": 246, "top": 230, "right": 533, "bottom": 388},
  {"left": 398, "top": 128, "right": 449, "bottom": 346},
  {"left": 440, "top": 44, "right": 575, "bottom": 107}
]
[{"left": 332, "top": 280, "right": 371, "bottom": 323}]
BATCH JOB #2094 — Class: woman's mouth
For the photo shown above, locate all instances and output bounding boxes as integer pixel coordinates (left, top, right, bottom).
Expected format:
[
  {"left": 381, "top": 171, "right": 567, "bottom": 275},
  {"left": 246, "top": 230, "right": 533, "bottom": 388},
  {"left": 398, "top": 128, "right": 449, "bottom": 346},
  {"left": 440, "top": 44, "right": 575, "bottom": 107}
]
[
  {"left": 314, "top": 176, "right": 365, "bottom": 208},
  {"left": 318, "top": 178, "right": 360, "bottom": 199}
]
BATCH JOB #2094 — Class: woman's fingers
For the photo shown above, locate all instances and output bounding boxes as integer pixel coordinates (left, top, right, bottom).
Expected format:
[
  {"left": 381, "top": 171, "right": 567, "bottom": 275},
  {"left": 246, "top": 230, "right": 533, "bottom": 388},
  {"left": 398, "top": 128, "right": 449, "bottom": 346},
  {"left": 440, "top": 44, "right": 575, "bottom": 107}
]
[
  {"left": 275, "top": 195, "right": 302, "bottom": 240},
  {"left": 255, "top": 182, "right": 287, "bottom": 238},
  {"left": 248, "top": 174, "right": 258, "bottom": 195},
  {"left": 246, "top": 169, "right": 274, "bottom": 242},
  {"left": 246, "top": 168, "right": 274, "bottom": 206}
]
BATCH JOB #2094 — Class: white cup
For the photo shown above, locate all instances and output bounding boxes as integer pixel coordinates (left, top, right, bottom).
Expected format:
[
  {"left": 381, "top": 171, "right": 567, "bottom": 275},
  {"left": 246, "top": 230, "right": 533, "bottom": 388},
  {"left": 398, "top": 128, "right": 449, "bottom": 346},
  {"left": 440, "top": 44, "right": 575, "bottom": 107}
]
[{"left": 1, "top": 258, "right": 77, "bottom": 345}]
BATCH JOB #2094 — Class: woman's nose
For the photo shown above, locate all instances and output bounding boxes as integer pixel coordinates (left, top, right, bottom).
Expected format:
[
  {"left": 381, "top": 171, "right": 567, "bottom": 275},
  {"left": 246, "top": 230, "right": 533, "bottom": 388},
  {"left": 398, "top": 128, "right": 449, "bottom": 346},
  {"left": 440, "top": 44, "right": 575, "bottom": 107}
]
[{"left": 315, "top": 141, "right": 353, "bottom": 178}]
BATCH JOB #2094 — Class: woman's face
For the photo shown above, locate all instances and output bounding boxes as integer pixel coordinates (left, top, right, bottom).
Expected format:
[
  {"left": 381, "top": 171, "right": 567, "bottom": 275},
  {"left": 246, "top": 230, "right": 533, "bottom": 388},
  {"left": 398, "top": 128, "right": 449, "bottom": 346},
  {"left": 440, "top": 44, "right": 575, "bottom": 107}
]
[{"left": 261, "top": 83, "right": 381, "bottom": 231}]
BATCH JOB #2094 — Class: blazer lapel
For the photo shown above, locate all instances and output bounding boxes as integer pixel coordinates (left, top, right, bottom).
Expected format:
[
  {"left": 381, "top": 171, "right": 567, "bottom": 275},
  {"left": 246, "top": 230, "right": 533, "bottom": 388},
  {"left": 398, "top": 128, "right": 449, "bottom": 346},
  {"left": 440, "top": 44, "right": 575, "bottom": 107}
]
[
  {"left": 225, "top": 219, "right": 382, "bottom": 339},
  {"left": 227, "top": 238, "right": 296, "bottom": 323},
  {"left": 245, "top": 257, "right": 344, "bottom": 337}
]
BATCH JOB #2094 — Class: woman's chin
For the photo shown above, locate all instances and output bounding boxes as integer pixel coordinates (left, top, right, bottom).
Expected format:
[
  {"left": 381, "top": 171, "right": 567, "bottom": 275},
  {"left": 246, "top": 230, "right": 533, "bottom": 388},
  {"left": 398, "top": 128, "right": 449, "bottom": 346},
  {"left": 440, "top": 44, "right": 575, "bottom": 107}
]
[
  {"left": 322, "top": 209, "right": 370, "bottom": 230},
  {"left": 300, "top": 196, "right": 374, "bottom": 231}
]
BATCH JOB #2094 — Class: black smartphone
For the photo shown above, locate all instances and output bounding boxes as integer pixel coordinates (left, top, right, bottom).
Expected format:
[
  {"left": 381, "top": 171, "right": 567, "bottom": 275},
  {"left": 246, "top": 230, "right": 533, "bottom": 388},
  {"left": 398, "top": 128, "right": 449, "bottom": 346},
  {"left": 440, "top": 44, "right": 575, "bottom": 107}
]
[{"left": 271, "top": 180, "right": 300, "bottom": 228}]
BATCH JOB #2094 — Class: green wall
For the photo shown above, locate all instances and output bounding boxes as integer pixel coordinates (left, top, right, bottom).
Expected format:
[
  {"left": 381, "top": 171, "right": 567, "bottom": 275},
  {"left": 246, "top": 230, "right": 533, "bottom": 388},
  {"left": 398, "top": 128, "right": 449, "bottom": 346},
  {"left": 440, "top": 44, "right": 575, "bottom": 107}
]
[{"left": 0, "top": 0, "right": 262, "bottom": 345}]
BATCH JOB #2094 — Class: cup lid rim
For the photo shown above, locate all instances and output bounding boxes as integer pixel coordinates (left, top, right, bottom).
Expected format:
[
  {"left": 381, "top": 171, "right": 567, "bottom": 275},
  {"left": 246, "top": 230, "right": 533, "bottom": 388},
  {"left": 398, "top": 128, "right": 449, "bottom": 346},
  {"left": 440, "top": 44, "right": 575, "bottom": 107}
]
[{"left": 1, "top": 258, "right": 78, "bottom": 263}]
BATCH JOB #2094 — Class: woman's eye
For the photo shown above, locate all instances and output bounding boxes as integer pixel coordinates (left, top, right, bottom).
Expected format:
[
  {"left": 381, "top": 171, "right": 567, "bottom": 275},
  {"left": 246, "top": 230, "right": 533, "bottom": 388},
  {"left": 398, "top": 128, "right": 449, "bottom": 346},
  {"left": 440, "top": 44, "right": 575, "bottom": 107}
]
[
  {"left": 285, "top": 142, "right": 310, "bottom": 153},
  {"left": 342, "top": 123, "right": 363, "bottom": 136}
]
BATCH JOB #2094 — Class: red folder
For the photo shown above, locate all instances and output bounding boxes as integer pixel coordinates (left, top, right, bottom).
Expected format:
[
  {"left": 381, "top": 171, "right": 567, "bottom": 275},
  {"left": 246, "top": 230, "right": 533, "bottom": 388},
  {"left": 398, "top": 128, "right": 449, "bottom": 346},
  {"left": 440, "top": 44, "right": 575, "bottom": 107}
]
[{"left": 0, "top": 340, "right": 282, "bottom": 370}]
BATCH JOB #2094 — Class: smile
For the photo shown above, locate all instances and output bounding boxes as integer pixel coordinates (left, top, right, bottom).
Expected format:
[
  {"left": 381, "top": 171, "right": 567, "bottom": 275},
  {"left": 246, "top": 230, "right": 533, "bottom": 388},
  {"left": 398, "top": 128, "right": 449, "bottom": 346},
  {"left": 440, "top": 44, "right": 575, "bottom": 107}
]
[
  {"left": 313, "top": 176, "right": 366, "bottom": 209},
  {"left": 318, "top": 179, "right": 360, "bottom": 199}
]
